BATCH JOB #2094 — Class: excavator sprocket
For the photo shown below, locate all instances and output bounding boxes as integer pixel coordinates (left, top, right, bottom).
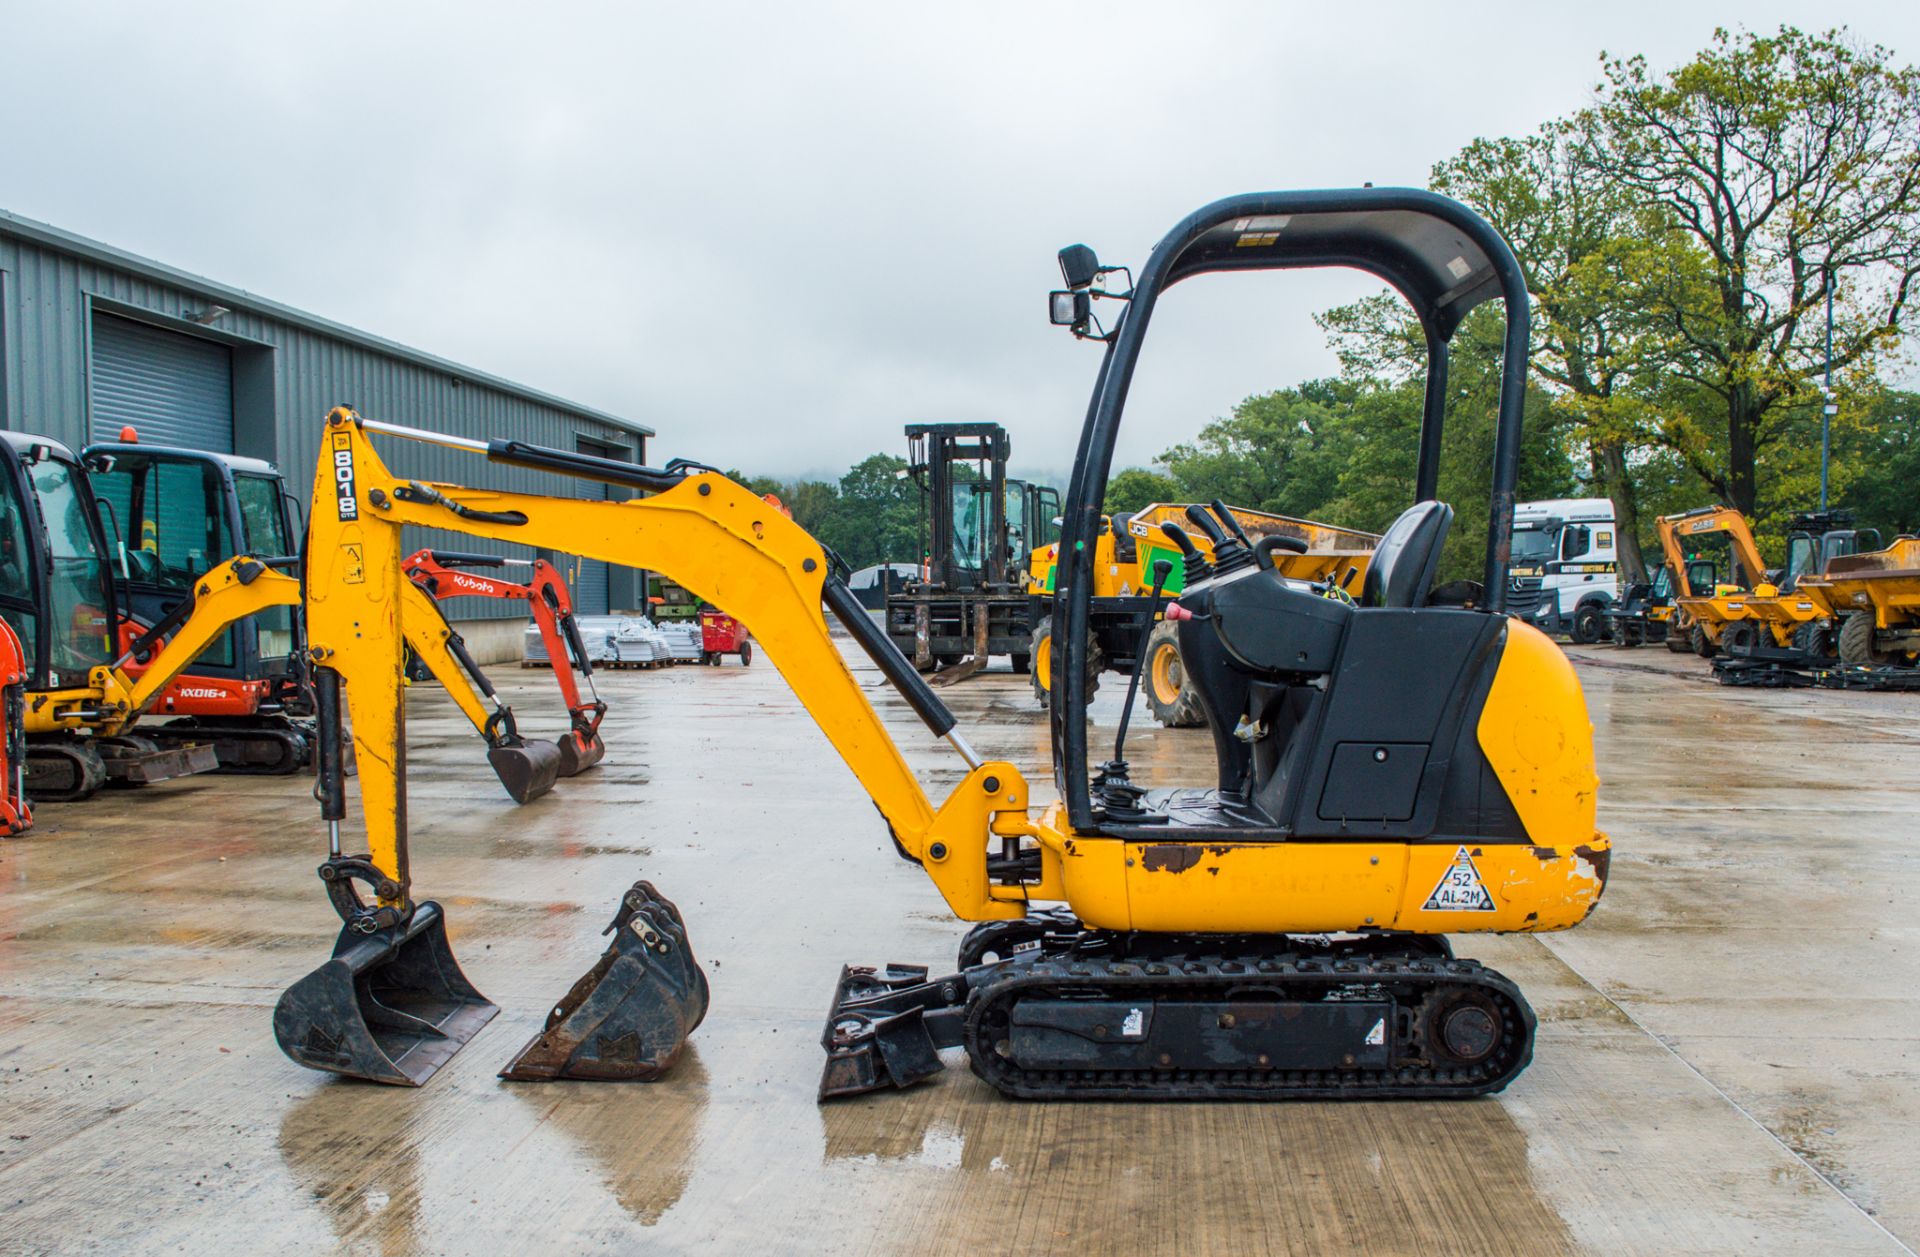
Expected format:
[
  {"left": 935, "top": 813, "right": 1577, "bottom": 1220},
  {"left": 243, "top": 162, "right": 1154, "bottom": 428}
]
[
  {"left": 821, "top": 932, "right": 1531, "bottom": 1101},
  {"left": 501, "top": 881, "right": 708, "bottom": 1081}
]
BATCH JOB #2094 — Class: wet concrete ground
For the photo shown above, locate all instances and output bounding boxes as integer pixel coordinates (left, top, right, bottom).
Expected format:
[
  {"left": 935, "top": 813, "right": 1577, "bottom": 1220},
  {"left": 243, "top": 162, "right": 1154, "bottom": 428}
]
[{"left": 1, "top": 638, "right": 1915, "bottom": 1254}]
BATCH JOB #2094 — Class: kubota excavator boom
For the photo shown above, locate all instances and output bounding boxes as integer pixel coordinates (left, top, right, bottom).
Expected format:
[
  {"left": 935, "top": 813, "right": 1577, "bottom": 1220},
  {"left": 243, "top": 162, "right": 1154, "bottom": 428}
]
[
  {"left": 277, "top": 190, "right": 1610, "bottom": 1101},
  {"left": 402, "top": 550, "right": 607, "bottom": 778}
]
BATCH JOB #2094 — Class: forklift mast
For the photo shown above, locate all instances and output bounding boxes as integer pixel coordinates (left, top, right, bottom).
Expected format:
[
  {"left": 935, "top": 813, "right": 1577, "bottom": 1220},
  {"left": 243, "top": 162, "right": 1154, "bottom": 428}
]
[{"left": 906, "top": 422, "right": 1013, "bottom": 591}]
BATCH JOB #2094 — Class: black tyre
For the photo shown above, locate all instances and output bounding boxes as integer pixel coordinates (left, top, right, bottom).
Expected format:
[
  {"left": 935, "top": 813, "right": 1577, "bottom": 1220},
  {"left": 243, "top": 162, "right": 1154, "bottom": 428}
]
[
  {"left": 1029, "top": 615, "right": 1102, "bottom": 710},
  {"left": 1664, "top": 620, "right": 1690, "bottom": 652},
  {"left": 1569, "top": 601, "right": 1605, "bottom": 645},
  {"left": 739, "top": 640, "right": 752, "bottom": 666},
  {"left": 1690, "top": 623, "right": 1717, "bottom": 658},
  {"left": 1791, "top": 620, "right": 1835, "bottom": 660},
  {"left": 1618, "top": 622, "right": 1642, "bottom": 648},
  {"left": 1838, "top": 611, "right": 1887, "bottom": 666},
  {"left": 1720, "top": 622, "right": 1758, "bottom": 655},
  {"left": 1142, "top": 621, "right": 1204, "bottom": 728}
]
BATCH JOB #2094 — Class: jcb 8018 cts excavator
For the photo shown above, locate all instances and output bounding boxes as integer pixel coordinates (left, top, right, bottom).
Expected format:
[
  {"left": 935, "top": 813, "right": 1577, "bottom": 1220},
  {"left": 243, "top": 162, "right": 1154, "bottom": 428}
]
[{"left": 275, "top": 188, "right": 1609, "bottom": 1099}]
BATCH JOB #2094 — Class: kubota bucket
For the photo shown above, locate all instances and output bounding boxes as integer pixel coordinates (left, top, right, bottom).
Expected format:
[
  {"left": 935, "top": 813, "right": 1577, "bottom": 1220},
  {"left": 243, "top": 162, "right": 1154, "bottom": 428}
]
[
  {"left": 555, "top": 727, "right": 606, "bottom": 777},
  {"left": 274, "top": 900, "right": 498, "bottom": 1086},
  {"left": 500, "top": 881, "right": 708, "bottom": 1081}
]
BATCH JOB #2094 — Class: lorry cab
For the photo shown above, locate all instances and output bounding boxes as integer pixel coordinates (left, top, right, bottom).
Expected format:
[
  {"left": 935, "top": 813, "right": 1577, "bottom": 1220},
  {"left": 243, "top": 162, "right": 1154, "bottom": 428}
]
[{"left": 1507, "top": 497, "right": 1621, "bottom": 642}]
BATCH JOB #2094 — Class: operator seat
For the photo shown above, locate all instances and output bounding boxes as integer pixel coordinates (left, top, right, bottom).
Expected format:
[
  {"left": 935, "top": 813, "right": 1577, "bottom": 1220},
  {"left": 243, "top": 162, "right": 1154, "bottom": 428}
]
[{"left": 1361, "top": 501, "right": 1453, "bottom": 608}]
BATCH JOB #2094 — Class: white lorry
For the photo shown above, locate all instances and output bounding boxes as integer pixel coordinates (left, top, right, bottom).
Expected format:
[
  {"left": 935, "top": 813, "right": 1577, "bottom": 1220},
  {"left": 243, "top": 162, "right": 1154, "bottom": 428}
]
[{"left": 1507, "top": 498, "right": 1621, "bottom": 643}]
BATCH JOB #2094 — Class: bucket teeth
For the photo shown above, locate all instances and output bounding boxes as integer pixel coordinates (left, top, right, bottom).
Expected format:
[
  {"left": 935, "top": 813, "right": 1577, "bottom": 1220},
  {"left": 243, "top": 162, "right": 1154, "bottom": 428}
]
[
  {"left": 501, "top": 881, "right": 708, "bottom": 1082},
  {"left": 273, "top": 901, "right": 498, "bottom": 1086}
]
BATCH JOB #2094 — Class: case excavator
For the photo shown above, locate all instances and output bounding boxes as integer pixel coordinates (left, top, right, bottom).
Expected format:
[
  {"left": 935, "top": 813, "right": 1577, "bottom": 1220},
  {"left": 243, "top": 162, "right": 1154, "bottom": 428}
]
[{"left": 274, "top": 188, "right": 1609, "bottom": 1100}]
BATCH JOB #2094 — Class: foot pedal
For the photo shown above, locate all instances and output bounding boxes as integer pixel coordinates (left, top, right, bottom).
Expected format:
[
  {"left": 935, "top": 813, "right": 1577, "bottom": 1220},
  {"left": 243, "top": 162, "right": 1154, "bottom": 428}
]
[{"left": 501, "top": 881, "right": 708, "bottom": 1081}]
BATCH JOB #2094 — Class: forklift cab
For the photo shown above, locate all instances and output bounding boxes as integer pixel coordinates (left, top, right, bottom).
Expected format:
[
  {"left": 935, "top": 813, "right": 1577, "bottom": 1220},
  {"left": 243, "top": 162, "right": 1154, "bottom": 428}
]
[
  {"left": 82, "top": 440, "right": 302, "bottom": 678},
  {"left": 907, "top": 422, "right": 1019, "bottom": 593},
  {"left": 0, "top": 434, "right": 119, "bottom": 692},
  {"left": 1047, "top": 189, "right": 1594, "bottom": 846}
]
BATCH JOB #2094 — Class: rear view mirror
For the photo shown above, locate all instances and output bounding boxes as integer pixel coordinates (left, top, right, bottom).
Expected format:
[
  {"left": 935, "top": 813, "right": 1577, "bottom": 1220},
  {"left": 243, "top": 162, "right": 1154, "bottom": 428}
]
[{"left": 1058, "top": 244, "right": 1100, "bottom": 290}]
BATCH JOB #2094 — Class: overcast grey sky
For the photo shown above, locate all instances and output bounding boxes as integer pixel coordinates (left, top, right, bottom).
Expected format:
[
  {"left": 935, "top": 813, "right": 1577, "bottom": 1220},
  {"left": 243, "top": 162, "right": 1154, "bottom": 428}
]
[{"left": 3, "top": 2, "right": 1914, "bottom": 479}]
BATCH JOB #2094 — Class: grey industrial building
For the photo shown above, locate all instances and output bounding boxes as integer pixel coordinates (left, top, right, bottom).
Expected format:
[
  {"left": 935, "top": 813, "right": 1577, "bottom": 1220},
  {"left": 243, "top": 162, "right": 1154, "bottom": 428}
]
[{"left": 0, "top": 207, "right": 653, "bottom": 657}]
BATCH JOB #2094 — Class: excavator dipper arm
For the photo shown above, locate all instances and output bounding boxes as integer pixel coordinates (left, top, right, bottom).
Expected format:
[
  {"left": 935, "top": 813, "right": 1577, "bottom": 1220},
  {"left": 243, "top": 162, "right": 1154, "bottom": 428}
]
[
  {"left": 304, "top": 408, "right": 1022, "bottom": 921},
  {"left": 99, "top": 556, "right": 304, "bottom": 726}
]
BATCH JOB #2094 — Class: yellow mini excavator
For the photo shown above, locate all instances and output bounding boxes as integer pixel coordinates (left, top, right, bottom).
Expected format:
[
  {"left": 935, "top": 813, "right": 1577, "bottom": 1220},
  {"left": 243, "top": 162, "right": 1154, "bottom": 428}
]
[{"left": 275, "top": 188, "right": 1609, "bottom": 1099}]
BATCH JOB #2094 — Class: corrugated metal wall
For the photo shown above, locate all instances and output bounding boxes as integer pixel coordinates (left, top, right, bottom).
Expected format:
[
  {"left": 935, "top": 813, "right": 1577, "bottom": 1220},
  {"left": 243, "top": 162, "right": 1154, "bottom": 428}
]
[{"left": 0, "top": 215, "right": 651, "bottom": 622}]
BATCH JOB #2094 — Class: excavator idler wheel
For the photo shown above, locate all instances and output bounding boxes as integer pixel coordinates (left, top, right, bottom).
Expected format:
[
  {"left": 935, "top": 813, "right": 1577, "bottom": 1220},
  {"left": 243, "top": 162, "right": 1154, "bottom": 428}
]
[
  {"left": 555, "top": 729, "right": 607, "bottom": 777},
  {"left": 273, "top": 899, "right": 498, "bottom": 1086},
  {"left": 487, "top": 738, "right": 564, "bottom": 803},
  {"left": 501, "top": 881, "right": 708, "bottom": 1081}
]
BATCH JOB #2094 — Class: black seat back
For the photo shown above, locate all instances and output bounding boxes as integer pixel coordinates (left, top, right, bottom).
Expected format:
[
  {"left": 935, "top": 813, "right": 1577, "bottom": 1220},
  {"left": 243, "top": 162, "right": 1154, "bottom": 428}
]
[{"left": 1361, "top": 501, "right": 1454, "bottom": 608}]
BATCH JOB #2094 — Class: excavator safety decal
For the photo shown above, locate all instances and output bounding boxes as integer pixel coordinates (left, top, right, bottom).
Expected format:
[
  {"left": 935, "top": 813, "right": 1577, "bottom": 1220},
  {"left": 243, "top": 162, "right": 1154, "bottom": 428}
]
[{"left": 1422, "top": 845, "right": 1497, "bottom": 912}]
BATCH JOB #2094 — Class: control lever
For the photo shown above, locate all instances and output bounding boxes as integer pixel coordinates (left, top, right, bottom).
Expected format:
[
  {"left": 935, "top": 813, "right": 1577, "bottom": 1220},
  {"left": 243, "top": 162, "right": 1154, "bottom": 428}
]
[
  {"left": 1185, "top": 505, "right": 1253, "bottom": 574},
  {"left": 1183, "top": 504, "right": 1230, "bottom": 547},
  {"left": 1159, "top": 522, "right": 1212, "bottom": 583},
  {"left": 1252, "top": 533, "right": 1310, "bottom": 571},
  {"left": 1211, "top": 501, "right": 1254, "bottom": 549},
  {"left": 1094, "top": 558, "right": 1176, "bottom": 823}
]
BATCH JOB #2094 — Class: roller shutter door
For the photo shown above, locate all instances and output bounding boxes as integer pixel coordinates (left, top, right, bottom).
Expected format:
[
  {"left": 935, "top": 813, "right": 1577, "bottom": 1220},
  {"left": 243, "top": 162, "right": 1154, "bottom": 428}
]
[
  {"left": 572, "top": 479, "right": 613, "bottom": 615},
  {"left": 90, "top": 313, "right": 234, "bottom": 452}
]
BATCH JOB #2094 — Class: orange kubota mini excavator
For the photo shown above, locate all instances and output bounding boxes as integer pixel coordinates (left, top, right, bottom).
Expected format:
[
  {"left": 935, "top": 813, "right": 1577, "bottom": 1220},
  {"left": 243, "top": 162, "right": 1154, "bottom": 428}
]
[
  {"left": 401, "top": 549, "right": 607, "bottom": 778},
  {"left": 275, "top": 188, "right": 1609, "bottom": 1101}
]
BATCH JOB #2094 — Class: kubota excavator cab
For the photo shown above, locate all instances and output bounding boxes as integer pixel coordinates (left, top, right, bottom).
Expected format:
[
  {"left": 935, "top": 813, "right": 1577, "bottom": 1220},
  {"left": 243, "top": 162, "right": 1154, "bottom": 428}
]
[{"left": 83, "top": 436, "right": 315, "bottom": 772}]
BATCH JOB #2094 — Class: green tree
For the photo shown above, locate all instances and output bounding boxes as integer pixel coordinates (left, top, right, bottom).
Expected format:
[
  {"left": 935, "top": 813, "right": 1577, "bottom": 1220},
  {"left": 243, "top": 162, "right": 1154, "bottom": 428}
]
[
  {"left": 1104, "top": 467, "right": 1180, "bottom": 515},
  {"left": 1581, "top": 26, "right": 1920, "bottom": 518},
  {"left": 836, "top": 453, "right": 918, "bottom": 568},
  {"left": 1833, "top": 388, "right": 1920, "bottom": 538},
  {"left": 1431, "top": 126, "right": 1702, "bottom": 581}
]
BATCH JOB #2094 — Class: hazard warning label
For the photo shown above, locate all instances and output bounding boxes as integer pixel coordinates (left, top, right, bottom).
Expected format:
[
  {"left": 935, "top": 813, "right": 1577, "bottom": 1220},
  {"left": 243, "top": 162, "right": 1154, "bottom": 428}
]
[{"left": 1422, "top": 845, "right": 1497, "bottom": 912}]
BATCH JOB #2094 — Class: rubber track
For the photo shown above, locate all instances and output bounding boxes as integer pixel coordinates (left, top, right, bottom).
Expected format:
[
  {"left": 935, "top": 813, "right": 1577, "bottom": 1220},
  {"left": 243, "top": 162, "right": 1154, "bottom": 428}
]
[{"left": 962, "top": 951, "right": 1534, "bottom": 1100}]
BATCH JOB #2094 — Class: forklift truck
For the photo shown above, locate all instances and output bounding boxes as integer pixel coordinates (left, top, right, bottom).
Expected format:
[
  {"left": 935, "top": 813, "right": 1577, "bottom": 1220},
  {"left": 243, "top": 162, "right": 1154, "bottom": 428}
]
[{"left": 884, "top": 422, "right": 1059, "bottom": 682}]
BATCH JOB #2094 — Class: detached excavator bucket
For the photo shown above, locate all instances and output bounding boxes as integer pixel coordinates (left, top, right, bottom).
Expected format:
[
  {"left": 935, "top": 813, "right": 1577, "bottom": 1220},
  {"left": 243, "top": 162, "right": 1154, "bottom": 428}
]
[
  {"left": 501, "top": 881, "right": 708, "bottom": 1081},
  {"left": 555, "top": 727, "right": 606, "bottom": 777},
  {"left": 274, "top": 901, "right": 498, "bottom": 1086},
  {"left": 487, "top": 738, "right": 564, "bottom": 803}
]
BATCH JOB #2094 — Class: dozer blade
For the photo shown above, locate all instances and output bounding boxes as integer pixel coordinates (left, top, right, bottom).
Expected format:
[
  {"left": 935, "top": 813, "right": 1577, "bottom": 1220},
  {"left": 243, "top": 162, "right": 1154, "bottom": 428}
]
[
  {"left": 273, "top": 900, "right": 498, "bottom": 1086},
  {"left": 555, "top": 728, "right": 606, "bottom": 777},
  {"left": 818, "top": 963, "right": 964, "bottom": 1100},
  {"left": 488, "top": 738, "right": 564, "bottom": 803},
  {"left": 501, "top": 881, "right": 708, "bottom": 1081}
]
